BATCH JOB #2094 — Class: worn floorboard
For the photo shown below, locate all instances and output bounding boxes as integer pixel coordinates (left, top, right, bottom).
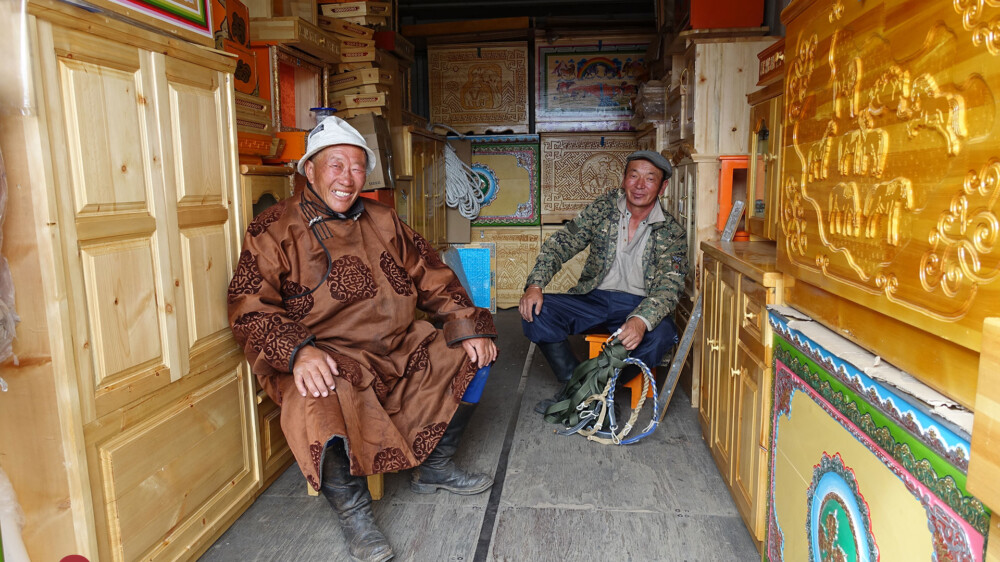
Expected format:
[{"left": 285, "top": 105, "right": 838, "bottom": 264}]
[{"left": 201, "top": 309, "right": 756, "bottom": 561}]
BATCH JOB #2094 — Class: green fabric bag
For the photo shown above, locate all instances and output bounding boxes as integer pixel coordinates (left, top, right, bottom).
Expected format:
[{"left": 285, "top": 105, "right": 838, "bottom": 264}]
[{"left": 542, "top": 340, "right": 630, "bottom": 427}]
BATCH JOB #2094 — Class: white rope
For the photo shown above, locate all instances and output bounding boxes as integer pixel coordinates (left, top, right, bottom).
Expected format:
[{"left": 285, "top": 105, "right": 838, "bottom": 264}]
[
  {"left": 428, "top": 123, "right": 485, "bottom": 220},
  {"left": 443, "top": 143, "right": 485, "bottom": 219}
]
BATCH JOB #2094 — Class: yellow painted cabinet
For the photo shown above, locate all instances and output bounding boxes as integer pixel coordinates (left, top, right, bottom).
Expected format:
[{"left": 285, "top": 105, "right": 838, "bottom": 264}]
[
  {"left": 395, "top": 127, "right": 447, "bottom": 247},
  {"left": 1, "top": 3, "right": 258, "bottom": 560},
  {"left": 698, "top": 241, "right": 784, "bottom": 550}
]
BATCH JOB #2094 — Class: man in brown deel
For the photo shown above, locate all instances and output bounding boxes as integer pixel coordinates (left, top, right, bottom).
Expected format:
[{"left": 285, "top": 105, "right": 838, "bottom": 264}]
[{"left": 228, "top": 116, "right": 499, "bottom": 562}]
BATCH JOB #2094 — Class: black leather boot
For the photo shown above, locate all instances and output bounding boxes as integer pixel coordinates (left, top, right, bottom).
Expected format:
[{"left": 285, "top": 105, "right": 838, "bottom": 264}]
[
  {"left": 533, "top": 340, "right": 581, "bottom": 413},
  {"left": 411, "top": 402, "right": 493, "bottom": 495},
  {"left": 537, "top": 340, "right": 580, "bottom": 383},
  {"left": 320, "top": 442, "right": 394, "bottom": 562}
]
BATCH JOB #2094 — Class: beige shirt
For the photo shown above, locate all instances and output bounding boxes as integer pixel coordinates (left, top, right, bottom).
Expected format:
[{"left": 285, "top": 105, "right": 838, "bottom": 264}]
[{"left": 597, "top": 194, "right": 666, "bottom": 329}]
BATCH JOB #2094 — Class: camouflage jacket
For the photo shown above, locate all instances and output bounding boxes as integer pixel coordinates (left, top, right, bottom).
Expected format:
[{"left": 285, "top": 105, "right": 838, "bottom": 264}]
[{"left": 525, "top": 189, "right": 688, "bottom": 329}]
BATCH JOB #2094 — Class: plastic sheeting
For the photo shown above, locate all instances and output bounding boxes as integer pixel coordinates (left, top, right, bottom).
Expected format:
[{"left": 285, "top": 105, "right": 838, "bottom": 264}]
[{"left": 0, "top": 0, "right": 24, "bottom": 370}]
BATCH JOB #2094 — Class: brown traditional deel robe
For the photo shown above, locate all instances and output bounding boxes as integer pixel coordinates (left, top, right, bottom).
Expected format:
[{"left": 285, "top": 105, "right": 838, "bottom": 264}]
[{"left": 227, "top": 192, "right": 497, "bottom": 490}]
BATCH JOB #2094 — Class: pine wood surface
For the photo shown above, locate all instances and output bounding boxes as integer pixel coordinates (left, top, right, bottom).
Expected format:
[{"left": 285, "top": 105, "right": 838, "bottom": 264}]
[{"left": 968, "top": 318, "right": 1000, "bottom": 509}]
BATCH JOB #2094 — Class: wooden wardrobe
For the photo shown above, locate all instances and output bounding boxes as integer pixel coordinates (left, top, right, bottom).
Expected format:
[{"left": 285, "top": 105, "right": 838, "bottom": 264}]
[{"left": 0, "top": 1, "right": 260, "bottom": 559}]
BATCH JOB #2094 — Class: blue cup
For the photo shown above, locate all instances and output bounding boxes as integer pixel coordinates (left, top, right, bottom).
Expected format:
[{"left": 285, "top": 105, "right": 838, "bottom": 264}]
[{"left": 461, "top": 365, "right": 491, "bottom": 403}]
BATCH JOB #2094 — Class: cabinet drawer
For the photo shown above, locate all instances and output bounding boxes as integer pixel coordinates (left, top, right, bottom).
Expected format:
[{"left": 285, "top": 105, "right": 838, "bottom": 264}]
[{"left": 738, "top": 275, "right": 767, "bottom": 358}]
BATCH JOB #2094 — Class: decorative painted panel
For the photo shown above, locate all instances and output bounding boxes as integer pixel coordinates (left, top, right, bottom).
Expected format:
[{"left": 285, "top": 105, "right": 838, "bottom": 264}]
[
  {"left": 468, "top": 135, "right": 540, "bottom": 226},
  {"left": 471, "top": 226, "right": 540, "bottom": 309},
  {"left": 535, "top": 35, "right": 651, "bottom": 132},
  {"left": 766, "top": 307, "right": 987, "bottom": 562},
  {"left": 540, "top": 225, "right": 589, "bottom": 294},
  {"left": 779, "top": 0, "right": 1000, "bottom": 353},
  {"left": 540, "top": 133, "right": 638, "bottom": 223},
  {"left": 428, "top": 42, "right": 529, "bottom": 135},
  {"left": 92, "top": 0, "right": 213, "bottom": 46}
]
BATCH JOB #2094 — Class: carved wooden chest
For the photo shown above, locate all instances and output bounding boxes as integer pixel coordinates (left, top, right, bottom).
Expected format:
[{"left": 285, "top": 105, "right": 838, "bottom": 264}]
[
  {"left": 779, "top": 0, "right": 1000, "bottom": 404},
  {"left": 428, "top": 42, "right": 530, "bottom": 135},
  {"left": 471, "top": 226, "right": 541, "bottom": 308},
  {"left": 540, "top": 133, "right": 638, "bottom": 223}
]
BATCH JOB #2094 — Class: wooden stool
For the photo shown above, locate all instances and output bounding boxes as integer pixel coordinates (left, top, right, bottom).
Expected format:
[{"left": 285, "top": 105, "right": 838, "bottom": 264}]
[
  {"left": 583, "top": 334, "right": 655, "bottom": 409},
  {"left": 307, "top": 474, "right": 385, "bottom": 500}
]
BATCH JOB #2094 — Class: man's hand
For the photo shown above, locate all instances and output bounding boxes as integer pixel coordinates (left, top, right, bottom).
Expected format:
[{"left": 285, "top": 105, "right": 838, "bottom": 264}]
[
  {"left": 519, "top": 285, "right": 544, "bottom": 322},
  {"left": 292, "top": 345, "right": 339, "bottom": 398},
  {"left": 462, "top": 337, "right": 498, "bottom": 369},
  {"left": 617, "top": 316, "right": 647, "bottom": 351}
]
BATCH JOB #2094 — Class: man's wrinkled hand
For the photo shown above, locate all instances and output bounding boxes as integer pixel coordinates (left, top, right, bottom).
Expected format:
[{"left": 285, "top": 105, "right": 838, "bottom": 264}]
[
  {"left": 519, "top": 285, "right": 544, "bottom": 322},
  {"left": 617, "top": 317, "right": 647, "bottom": 351},
  {"left": 462, "top": 337, "right": 498, "bottom": 369},
  {"left": 292, "top": 345, "right": 339, "bottom": 398}
]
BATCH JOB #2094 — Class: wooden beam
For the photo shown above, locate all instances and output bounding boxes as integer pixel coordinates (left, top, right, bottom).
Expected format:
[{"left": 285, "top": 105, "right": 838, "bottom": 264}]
[{"left": 402, "top": 16, "right": 530, "bottom": 38}]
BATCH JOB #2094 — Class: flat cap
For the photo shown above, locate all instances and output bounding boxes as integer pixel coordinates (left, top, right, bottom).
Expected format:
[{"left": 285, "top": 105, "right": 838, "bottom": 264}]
[{"left": 626, "top": 150, "right": 673, "bottom": 181}]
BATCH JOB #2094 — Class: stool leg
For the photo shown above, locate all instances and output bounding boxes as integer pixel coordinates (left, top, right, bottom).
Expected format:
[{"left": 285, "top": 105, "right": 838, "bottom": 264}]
[{"left": 367, "top": 474, "right": 384, "bottom": 501}]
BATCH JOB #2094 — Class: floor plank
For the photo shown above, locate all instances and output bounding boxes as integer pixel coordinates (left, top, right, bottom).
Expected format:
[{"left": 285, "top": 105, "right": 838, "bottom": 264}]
[{"left": 201, "top": 310, "right": 757, "bottom": 561}]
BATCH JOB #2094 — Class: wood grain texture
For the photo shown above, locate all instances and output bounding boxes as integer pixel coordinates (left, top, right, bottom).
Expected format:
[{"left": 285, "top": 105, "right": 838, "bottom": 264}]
[
  {"left": 539, "top": 132, "right": 637, "bottom": 223},
  {"left": 968, "top": 318, "right": 1000, "bottom": 508}
]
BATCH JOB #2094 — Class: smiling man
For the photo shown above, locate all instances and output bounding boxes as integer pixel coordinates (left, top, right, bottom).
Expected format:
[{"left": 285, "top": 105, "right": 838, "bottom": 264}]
[
  {"left": 228, "top": 116, "right": 498, "bottom": 562},
  {"left": 519, "top": 150, "right": 687, "bottom": 413}
]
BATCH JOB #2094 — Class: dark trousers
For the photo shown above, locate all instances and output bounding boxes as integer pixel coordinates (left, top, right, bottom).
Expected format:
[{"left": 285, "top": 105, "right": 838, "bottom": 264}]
[{"left": 521, "top": 289, "right": 678, "bottom": 368}]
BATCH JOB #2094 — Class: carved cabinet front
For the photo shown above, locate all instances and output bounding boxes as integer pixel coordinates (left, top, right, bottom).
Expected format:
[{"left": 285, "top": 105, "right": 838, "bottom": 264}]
[{"left": 780, "top": 0, "right": 1000, "bottom": 399}]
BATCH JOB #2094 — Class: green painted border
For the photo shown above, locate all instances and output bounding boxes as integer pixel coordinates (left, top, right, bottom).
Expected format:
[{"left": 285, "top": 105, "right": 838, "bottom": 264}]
[{"left": 774, "top": 335, "right": 990, "bottom": 536}]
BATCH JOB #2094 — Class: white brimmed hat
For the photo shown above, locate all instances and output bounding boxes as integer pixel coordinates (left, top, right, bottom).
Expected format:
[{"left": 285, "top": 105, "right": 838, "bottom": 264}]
[{"left": 297, "top": 115, "right": 377, "bottom": 176}]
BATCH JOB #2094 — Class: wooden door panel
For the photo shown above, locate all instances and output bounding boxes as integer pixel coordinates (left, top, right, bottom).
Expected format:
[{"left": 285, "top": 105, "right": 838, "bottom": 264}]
[
  {"left": 732, "top": 342, "right": 764, "bottom": 540},
  {"left": 711, "top": 271, "right": 737, "bottom": 480},
  {"left": 698, "top": 259, "right": 718, "bottom": 436},
  {"left": 81, "top": 238, "right": 164, "bottom": 383},
  {"left": 166, "top": 59, "right": 228, "bottom": 209},
  {"left": 181, "top": 225, "right": 234, "bottom": 348},
  {"left": 99, "top": 367, "right": 254, "bottom": 561},
  {"left": 59, "top": 58, "right": 149, "bottom": 215}
]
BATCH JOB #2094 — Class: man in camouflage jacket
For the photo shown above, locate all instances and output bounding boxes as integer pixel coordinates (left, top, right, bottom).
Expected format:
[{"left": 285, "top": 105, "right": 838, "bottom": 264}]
[{"left": 519, "top": 151, "right": 687, "bottom": 411}]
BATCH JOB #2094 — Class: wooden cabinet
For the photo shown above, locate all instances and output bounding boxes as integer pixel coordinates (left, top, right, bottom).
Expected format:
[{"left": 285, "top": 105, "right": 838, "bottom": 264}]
[
  {"left": 698, "top": 240, "right": 784, "bottom": 550},
  {"left": 745, "top": 92, "right": 782, "bottom": 240},
  {"left": 0, "top": 2, "right": 257, "bottom": 560},
  {"left": 393, "top": 126, "right": 447, "bottom": 247}
]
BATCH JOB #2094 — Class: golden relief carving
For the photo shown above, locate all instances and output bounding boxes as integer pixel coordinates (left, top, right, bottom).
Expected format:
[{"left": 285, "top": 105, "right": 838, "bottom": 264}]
[
  {"left": 955, "top": 0, "right": 1000, "bottom": 54},
  {"left": 780, "top": 0, "right": 1000, "bottom": 331}
]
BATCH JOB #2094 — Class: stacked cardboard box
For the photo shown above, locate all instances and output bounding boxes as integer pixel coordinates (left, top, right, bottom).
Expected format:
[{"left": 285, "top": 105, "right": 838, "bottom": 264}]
[{"left": 319, "top": 1, "right": 391, "bottom": 27}]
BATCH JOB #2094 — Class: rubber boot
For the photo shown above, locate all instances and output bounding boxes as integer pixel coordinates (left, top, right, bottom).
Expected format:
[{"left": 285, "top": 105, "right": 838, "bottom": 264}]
[
  {"left": 533, "top": 340, "right": 581, "bottom": 414},
  {"left": 320, "top": 442, "right": 394, "bottom": 562},
  {"left": 411, "top": 402, "right": 493, "bottom": 495}
]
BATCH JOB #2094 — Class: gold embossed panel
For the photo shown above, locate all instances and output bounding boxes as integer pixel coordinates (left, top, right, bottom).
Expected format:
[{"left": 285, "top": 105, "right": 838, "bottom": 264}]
[
  {"left": 427, "top": 42, "right": 528, "bottom": 134},
  {"left": 471, "top": 226, "right": 540, "bottom": 308},
  {"left": 540, "top": 133, "right": 638, "bottom": 223},
  {"left": 540, "top": 225, "right": 590, "bottom": 294},
  {"left": 779, "top": 0, "right": 1000, "bottom": 353},
  {"left": 428, "top": 42, "right": 529, "bottom": 135}
]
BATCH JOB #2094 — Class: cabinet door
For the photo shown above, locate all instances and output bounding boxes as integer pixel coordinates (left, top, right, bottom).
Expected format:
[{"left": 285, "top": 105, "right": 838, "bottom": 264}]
[
  {"left": 710, "top": 266, "right": 738, "bottom": 482},
  {"left": 732, "top": 341, "right": 766, "bottom": 541},
  {"left": 698, "top": 255, "right": 719, "bottom": 439},
  {"left": 40, "top": 22, "right": 256, "bottom": 561},
  {"left": 746, "top": 100, "right": 772, "bottom": 239},
  {"left": 763, "top": 94, "right": 784, "bottom": 240}
]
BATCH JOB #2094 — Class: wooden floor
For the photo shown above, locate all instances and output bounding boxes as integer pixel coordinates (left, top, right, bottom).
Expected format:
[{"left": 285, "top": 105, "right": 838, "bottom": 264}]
[{"left": 200, "top": 310, "right": 758, "bottom": 561}]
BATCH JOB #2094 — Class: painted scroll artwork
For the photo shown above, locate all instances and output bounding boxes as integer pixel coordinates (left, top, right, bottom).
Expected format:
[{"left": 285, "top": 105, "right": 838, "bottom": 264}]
[
  {"left": 535, "top": 36, "right": 651, "bottom": 132},
  {"left": 766, "top": 310, "right": 988, "bottom": 562},
  {"left": 105, "top": 0, "right": 212, "bottom": 43}
]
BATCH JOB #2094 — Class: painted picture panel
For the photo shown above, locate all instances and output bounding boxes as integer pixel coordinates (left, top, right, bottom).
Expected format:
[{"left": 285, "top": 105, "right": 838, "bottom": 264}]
[
  {"left": 535, "top": 35, "right": 651, "bottom": 132},
  {"left": 468, "top": 135, "right": 540, "bottom": 227},
  {"left": 428, "top": 42, "right": 530, "bottom": 135},
  {"left": 766, "top": 309, "right": 987, "bottom": 562},
  {"left": 99, "top": 0, "right": 214, "bottom": 46},
  {"left": 540, "top": 133, "right": 638, "bottom": 223}
]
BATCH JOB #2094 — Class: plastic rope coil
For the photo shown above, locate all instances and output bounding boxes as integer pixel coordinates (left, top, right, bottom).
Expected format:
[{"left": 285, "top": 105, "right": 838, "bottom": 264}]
[
  {"left": 428, "top": 123, "right": 486, "bottom": 220},
  {"left": 553, "top": 332, "right": 661, "bottom": 445}
]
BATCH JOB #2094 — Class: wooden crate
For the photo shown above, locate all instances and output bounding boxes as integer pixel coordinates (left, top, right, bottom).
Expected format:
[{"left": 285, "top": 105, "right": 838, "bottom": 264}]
[
  {"left": 250, "top": 17, "right": 341, "bottom": 63},
  {"left": 540, "top": 225, "right": 589, "bottom": 294},
  {"left": 471, "top": 226, "right": 541, "bottom": 308},
  {"left": 317, "top": 15, "right": 375, "bottom": 39},
  {"left": 540, "top": 132, "right": 638, "bottom": 223},
  {"left": 428, "top": 42, "right": 530, "bottom": 135},
  {"left": 319, "top": 1, "right": 391, "bottom": 17}
]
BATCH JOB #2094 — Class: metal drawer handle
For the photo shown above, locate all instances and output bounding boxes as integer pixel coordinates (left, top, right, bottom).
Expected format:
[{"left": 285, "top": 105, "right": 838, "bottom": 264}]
[
  {"left": 731, "top": 368, "right": 741, "bottom": 378},
  {"left": 708, "top": 339, "right": 720, "bottom": 352}
]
